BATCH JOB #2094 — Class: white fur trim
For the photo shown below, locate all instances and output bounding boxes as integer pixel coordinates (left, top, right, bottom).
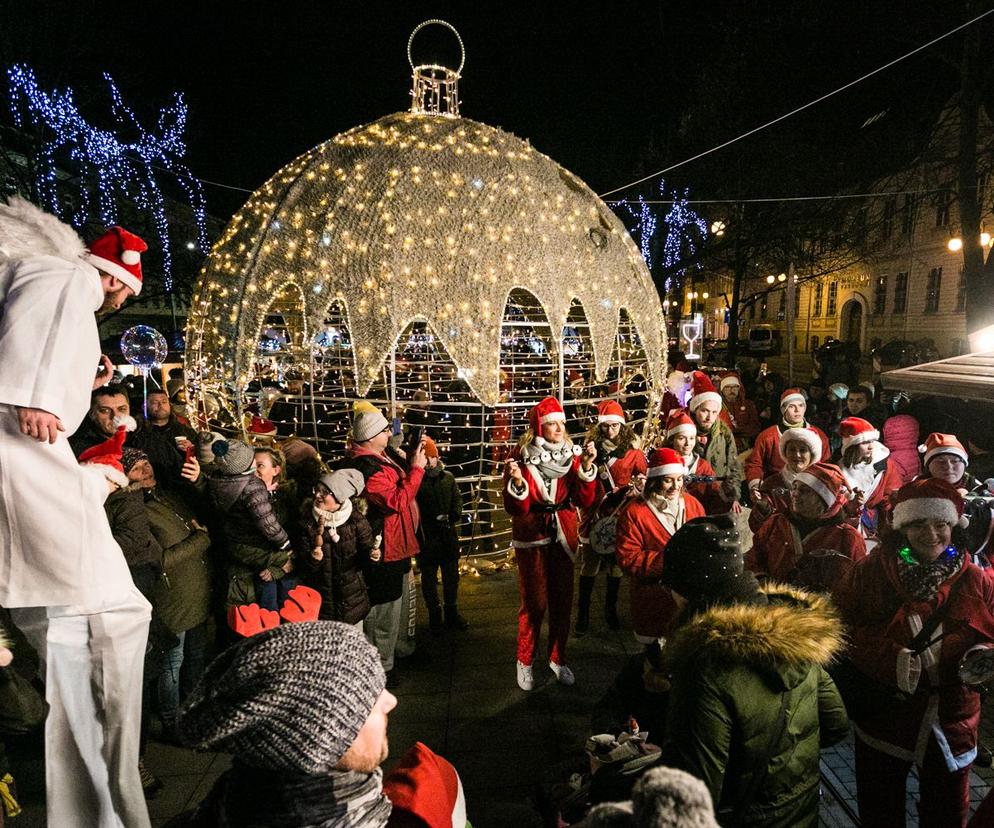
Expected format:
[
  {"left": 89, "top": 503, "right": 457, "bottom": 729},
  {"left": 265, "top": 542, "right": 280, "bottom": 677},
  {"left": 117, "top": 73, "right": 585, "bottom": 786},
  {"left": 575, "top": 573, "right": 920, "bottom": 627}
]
[
  {"left": 84, "top": 253, "right": 142, "bottom": 295},
  {"left": 794, "top": 471, "right": 837, "bottom": 508},
  {"left": 597, "top": 414, "right": 625, "bottom": 425},
  {"left": 896, "top": 648, "right": 921, "bottom": 694},
  {"left": 779, "top": 428, "right": 822, "bottom": 463},
  {"left": 688, "top": 391, "right": 721, "bottom": 411},
  {"left": 538, "top": 411, "right": 566, "bottom": 425},
  {"left": 0, "top": 196, "right": 86, "bottom": 262},
  {"left": 780, "top": 392, "right": 805, "bottom": 410},
  {"left": 924, "top": 446, "right": 968, "bottom": 467},
  {"left": 576, "top": 462, "right": 597, "bottom": 482},
  {"left": 506, "top": 479, "right": 529, "bottom": 501},
  {"left": 719, "top": 376, "right": 741, "bottom": 390},
  {"left": 113, "top": 414, "right": 137, "bottom": 433},
  {"left": 84, "top": 462, "right": 129, "bottom": 489},
  {"left": 647, "top": 463, "right": 685, "bottom": 478},
  {"left": 892, "top": 497, "right": 964, "bottom": 530},
  {"left": 841, "top": 428, "right": 879, "bottom": 451}
]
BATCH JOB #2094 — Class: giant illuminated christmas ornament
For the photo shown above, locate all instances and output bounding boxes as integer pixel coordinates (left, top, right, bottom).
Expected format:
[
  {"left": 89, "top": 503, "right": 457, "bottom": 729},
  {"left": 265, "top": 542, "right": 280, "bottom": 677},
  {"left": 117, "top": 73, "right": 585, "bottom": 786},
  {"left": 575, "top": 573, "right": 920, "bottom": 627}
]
[{"left": 185, "top": 21, "right": 667, "bottom": 555}]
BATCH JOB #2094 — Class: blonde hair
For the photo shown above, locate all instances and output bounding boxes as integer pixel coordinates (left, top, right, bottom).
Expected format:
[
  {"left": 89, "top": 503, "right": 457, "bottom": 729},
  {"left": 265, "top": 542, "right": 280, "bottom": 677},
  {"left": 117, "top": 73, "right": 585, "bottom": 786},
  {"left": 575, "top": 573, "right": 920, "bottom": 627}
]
[{"left": 254, "top": 447, "right": 286, "bottom": 486}]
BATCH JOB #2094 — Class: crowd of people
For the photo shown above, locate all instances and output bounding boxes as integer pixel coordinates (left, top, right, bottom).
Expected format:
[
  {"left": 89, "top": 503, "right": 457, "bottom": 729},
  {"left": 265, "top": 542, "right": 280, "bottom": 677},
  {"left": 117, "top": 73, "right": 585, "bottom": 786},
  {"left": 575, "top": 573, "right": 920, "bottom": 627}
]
[{"left": 4, "top": 196, "right": 994, "bottom": 827}]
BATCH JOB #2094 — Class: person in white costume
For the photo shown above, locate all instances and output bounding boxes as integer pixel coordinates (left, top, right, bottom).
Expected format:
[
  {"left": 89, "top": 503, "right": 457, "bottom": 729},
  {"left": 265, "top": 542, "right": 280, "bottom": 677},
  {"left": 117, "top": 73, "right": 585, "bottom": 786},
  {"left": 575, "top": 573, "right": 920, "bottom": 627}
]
[{"left": 0, "top": 196, "right": 153, "bottom": 828}]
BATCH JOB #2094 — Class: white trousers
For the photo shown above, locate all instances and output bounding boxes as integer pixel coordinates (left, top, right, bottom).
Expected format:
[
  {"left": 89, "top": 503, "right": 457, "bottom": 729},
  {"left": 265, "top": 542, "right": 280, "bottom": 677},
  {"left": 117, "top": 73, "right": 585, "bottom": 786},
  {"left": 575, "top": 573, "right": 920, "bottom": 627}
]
[{"left": 11, "top": 585, "right": 152, "bottom": 828}]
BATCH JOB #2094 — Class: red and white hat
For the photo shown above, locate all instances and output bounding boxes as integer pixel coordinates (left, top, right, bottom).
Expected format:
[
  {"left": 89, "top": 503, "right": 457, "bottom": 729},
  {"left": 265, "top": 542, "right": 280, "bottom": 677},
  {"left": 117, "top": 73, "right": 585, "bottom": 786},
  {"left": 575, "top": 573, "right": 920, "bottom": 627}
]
[
  {"left": 779, "top": 427, "right": 823, "bottom": 463},
  {"left": 78, "top": 425, "right": 131, "bottom": 488},
  {"left": 249, "top": 415, "right": 277, "bottom": 438},
  {"left": 596, "top": 399, "right": 626, "bottom": 425},
  {"left": 920, "top": 432, "right": 969, "bottom": 467},
  {"left": 647, "top": 447, "right": 686, "bottom": 478},
  {"left": 85, "top": 226, "right": 147, "bottom": 295},
  {"left": 892, "top": 478, "right": 968, "bottom": 530},
  {"left": 529, "top": 396, "right": 566, "bottom": 434},
  {"left": 665, "top": 410, "right": 697, "bottom": 441},
  {"left": 780, "top": 388, "right": 806, "bottom": 411},
  {"left": 566, "top": 368, "right": 585, "bottom": 388},
  {"left": 382, "top": 742, "right": 467, "bottom": 828},
  {"left": 719, "top": 371, "right": 742, "bottom": 391},
  {"left": 839, "top": 417, "right": 879, "bottom": 451},
  {"left": 688, "top": 371, "right": 722, "bottom": 412},
  {"left": 794, "top": 462, "right": 849, "bottom": 510}
]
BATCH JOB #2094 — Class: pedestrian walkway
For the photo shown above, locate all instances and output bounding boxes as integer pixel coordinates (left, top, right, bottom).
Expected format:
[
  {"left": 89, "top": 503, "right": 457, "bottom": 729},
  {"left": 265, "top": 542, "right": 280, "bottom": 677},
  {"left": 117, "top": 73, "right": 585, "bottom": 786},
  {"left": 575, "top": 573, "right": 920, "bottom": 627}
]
[{"left": 9, "top": 565, "right": 993, "bottom": 826}]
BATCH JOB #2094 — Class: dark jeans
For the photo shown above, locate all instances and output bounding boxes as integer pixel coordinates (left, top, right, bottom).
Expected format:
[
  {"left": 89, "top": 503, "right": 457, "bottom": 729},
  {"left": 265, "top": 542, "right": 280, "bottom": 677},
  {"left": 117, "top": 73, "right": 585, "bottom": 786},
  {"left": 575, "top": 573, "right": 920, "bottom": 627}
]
[
  {"left": 156, "top": 622, "right": 209, "bottom": 727},
  {"left": 419, "top": 557, "right": 459, "bottom": 610},
  {"left": 254, "top": 575, "right": 299, "bottom": 612}
]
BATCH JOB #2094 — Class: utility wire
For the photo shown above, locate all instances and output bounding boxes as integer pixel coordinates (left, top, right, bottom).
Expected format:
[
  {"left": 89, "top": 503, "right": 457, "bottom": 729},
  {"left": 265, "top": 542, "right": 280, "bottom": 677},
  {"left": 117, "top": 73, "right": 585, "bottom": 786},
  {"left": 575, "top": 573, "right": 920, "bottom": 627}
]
[
  {"left": 598, "top": 5, "right": 994, "bottom": 199},
  {"left": 608, "top": 186, "right": 956, "bottom": 205}
]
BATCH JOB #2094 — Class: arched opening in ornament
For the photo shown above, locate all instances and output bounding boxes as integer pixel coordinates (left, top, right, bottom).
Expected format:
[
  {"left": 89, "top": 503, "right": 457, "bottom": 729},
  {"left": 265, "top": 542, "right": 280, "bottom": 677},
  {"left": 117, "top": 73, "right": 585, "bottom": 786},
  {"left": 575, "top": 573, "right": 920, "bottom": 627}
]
[
  {"left": 606, "top": 308, "right": 652, "bottom": 433},
  {"left": 561, "top": 298, "right": 599, "bottom": 438}
]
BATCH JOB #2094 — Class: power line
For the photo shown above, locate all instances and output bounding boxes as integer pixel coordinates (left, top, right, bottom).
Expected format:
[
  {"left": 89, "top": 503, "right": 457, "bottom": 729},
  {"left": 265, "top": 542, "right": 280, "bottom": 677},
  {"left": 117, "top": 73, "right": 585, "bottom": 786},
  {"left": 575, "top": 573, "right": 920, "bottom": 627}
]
[
  {"left": 598, "top": 5, "right": 994, "bottom": 199},
  {"left": 608, "top": 186, "right": 955, "bottom": 206}
]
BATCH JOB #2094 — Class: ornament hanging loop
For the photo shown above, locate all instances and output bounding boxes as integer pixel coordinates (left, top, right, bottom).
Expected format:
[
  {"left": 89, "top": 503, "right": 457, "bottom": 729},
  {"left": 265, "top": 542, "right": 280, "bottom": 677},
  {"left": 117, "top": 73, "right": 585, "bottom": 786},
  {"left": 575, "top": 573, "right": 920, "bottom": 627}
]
[{"left": 408, "top": 19, "right": 464, "bottom": 118}]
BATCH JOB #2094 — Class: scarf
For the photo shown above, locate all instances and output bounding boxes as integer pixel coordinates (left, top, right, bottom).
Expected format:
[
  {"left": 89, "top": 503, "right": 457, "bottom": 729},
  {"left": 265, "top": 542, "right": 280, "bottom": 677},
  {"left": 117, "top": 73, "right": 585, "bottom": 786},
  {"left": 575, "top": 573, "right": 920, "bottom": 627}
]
[
  {"left": 194, "top": 764, "right": 391, "bottom": 828},
  {"left": 782, "top": 418, "right": 808, "bottom": 430},
  {"left": 521, "top": 436, "right": 578, "bottom": 481},
  {"left": 313, "top": 499, "right": 353, "bottom": 543},
  {"left": 897, "top": 546, "right": 964, "bottom": 601}
]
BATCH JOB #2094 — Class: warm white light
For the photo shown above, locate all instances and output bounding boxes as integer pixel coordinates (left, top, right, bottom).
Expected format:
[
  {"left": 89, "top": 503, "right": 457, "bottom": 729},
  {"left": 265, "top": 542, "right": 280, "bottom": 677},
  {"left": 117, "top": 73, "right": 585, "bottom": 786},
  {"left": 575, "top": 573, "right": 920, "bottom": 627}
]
[
  {"left": 777, "top": 272, "right": 786, "bottom": 282},
  {"left": 948, "top": 237, "right": 963, "bottom": 252},
  {"left": 766, "top": 275, "right": 775, "bottom": 284},
  {"left": 710, "top": 220, "right": 726, "bottom": 236},
  {"left": 186, "top": 241, "right": 196, "bottom": 250},
  {"left": 702, "top": 291, "right": 709, "bottom": 299},
  {"left": 982, "top": 232, "right": 991, "bottom": 247}
]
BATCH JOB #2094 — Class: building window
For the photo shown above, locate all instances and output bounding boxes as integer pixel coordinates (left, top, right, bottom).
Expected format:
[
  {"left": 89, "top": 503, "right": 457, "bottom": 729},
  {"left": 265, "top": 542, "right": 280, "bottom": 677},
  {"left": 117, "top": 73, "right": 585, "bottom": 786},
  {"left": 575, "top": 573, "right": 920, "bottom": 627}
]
[
  {"left": 873, "top": 275, "right": 887, "bottom": 314},
  {"left": 812, "top": 282, "right": 823, "bottom": 317},
  {"left": 951, "top": 338, "right": 966, "bottom": 355},
  {"left": 956, "top": 268, "right": 967, "bottom": 312},
  {"left": 901, "top": 194, "right": 917, "bottom": 235},
  {"left": 827, "top": 282, "right": 838, "bottom": 316},
  {"left": 881, "top": 196, "right": 895, "bottom": 241},
  {"left": 925, "top": 267, "right": 942, "bottom": 313},
  {"left": 894, "top": 272, "right": 908, "bottom": 313},
  {"left": 934, "top": 191, "right": 951, "bottom": 227},
  {"left": 811, "top": 335, "right": 820, "bottom": 351}
]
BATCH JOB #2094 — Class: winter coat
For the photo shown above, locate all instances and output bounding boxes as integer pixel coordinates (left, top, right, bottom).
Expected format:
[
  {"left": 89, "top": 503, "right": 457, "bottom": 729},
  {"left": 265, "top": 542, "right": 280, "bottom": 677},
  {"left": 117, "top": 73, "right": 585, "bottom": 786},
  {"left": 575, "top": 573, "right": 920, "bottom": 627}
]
[
  {"left": 580, "top": 444, "right": 648, "bottom": 539},
  {"left": 682, "top": 454, "right": 726, "bottom": 516},
  {"left": 615, "top": 494, "right": 706, "bottom": 639},
  {"left": 502, "top": 448, "right": 598, "bottom": 558},
  {"left": 208, "top": 472, "right": 290, "bottom": 607},
  {"left": 723, "top": 391, "right": 762, "bottom": 451},
  {"left": 747, "top": 470, "right": 792, "bottom": 533},
  {"left": 130, "top": 417, "right": 199, "bottom": 492},
  {"left": 881, "top": 414, "right": 920, "bottom": 486},
  {"left": 744, "top": 424, "right": 830, "bottom": 486},
  {"left": 296, "top": 502, "right": 374, "bottom": 625},
  {"left": 833, "top": 544, "right": 994, "bottom": 769},
  {"left": 695, "top": 419, "right": 743, "bottom": 499},
  {"left": 144, "top": 488, "right": 211, "bottom": 635},
  {"left": 661, "top": 585, "right": 849, "bottom": 827},
  {"left": 746, "top": 512, "right": 867, "bottom": 593},
  {"left": 415, "top": 465, "right": 463, "bottom": 564},
  {"left": 104, "top": 486, "right": 163, "bottom": 574}
]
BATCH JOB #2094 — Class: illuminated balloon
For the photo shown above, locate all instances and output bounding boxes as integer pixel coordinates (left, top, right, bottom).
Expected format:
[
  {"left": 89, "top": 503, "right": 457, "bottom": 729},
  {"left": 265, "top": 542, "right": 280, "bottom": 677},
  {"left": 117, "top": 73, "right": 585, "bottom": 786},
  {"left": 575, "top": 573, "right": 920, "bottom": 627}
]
[{"left": 121, "top": 325, "right": 168, "bottom": 369}]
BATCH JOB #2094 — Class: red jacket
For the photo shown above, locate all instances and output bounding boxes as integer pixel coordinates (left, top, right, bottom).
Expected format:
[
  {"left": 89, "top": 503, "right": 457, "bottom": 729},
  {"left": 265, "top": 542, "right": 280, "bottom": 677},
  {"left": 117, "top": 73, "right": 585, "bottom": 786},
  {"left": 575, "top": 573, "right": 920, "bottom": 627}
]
[
  {"left": 744, "top": 424, "right": 830, "bottom": 485},
  {"left": 580, "top": 446, "right": 648, "bottom": 537},
  {"left": 345, "top": 446, "right": 424, "bottom": 562},
  {"left": 746, "top": 512, "right": 866, "bottom": 592},
  {"left": 834, "top": 546, "right": 994, "bottom": 769},
  {"left": 615, "top": 493, "right": 706, "bottom": 639},
  {"left": 722, "top": 391, "right": 762, "bottom": 451},
  {"left": 502, "top": 448, "right": 597, "bottom": 558},
  {"left": 682, "top": 455, "right": 725, "bottom": 516},
  {"left": 747, "top": 470, "right": 793, "bottom": 533}
]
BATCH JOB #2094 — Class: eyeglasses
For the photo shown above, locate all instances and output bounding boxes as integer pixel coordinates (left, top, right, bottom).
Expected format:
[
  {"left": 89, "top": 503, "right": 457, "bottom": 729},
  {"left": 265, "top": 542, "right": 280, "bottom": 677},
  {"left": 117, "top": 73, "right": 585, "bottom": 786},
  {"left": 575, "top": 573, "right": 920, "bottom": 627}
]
[{"left": 313, "top": 486, "right": 332, "bottom": 498}]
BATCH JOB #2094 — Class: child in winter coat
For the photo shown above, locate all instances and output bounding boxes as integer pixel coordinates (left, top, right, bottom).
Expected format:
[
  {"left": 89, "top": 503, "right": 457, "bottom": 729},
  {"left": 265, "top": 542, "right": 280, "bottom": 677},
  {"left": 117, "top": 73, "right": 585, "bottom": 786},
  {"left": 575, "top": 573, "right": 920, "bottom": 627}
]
[
  {"left": 297, "top": 468, "right": 380, "bottom": 626},
  {"left": 207, "top": 438, "right": 292, "bottom": 610},
  {"left": 881, "top": 414, "right": 920, "bottom": 486}
]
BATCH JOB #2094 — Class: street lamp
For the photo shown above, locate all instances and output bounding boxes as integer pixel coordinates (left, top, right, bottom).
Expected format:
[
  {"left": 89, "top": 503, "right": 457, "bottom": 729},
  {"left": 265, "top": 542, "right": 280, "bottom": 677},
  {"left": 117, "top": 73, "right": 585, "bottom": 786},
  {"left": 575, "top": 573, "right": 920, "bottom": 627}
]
[
  {"left": 948, "top": 237, "right": 964, "bottom": 252},
  {"left": 710, "top": 220, "right": 726, "bottom": 237},
  {"left": 777, "top": 272, "right": 787, "bottom": 282},
  {"left": 766, "top": 275, "right": 775, "bottom": 285}
]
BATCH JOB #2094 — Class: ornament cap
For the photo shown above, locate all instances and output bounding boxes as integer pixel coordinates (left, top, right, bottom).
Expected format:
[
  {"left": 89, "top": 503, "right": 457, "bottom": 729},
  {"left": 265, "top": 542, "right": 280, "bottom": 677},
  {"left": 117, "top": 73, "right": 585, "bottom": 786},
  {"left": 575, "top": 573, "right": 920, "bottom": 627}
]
[{"left": 408, "top": 19, "right": 464, "bottom": 117}]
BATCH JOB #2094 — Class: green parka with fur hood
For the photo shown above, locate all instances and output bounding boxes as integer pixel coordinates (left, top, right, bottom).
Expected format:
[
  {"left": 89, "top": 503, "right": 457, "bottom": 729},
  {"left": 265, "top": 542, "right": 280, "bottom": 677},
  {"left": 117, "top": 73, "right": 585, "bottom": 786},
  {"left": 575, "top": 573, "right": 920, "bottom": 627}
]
[{"left": 660, "top": 585, "right": 848, "bottom": 827}]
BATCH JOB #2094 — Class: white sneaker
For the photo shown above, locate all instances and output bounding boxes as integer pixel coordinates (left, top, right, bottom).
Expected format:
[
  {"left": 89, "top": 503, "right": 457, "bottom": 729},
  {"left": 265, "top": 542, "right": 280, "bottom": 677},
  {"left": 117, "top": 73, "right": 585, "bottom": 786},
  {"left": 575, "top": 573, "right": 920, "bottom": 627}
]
[
  {"left": 516, "top": 660, "right": 534, "bottom": 691},
  {"left": 550, "top": 661, "right": 575, "bottom": 686}
]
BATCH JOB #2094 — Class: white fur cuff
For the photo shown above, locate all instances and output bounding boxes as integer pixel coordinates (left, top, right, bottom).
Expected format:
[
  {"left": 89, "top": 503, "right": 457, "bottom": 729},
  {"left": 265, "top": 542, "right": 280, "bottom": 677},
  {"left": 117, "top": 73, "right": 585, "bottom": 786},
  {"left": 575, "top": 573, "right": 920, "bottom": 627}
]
[
  {"left": 576, "top": 462, "right": 597, "bottom": 482},
  {"left": 896, "top": 648, "right": 922, "bottom": 694},
  {"left": 507, "top": 479, "right": 529, "bottom": 500}
]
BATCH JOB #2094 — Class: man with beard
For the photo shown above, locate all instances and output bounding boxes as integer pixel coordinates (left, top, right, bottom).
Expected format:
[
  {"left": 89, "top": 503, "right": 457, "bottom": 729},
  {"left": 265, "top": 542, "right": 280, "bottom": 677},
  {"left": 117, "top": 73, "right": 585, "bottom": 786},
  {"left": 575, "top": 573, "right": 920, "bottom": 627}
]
[{"left": 0, "top": 197, "right": 152, "bottom": 826}]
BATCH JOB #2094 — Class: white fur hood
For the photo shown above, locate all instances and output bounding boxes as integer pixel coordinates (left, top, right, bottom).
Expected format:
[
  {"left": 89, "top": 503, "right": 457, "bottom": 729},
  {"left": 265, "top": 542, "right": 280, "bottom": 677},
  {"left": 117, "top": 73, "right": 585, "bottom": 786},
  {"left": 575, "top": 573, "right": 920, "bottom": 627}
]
[{"left": 0, "top": 196, "right": 87, "bottom": 264}]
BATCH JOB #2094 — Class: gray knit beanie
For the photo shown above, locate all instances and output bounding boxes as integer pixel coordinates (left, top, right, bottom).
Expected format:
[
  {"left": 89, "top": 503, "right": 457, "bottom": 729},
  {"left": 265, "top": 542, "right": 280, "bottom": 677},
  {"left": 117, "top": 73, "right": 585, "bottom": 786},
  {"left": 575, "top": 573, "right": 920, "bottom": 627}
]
[
  {"left": 210, "top": 437, "right": 255, "bottom": 475},
  {"left": 177, "top": 621, "right": 385, "bottom": 774},
  {"left": 351, "top": 409, "right": 390, "bottom": 443},
  {"left": 580, "top": 766, "right": 718, "bottom": 827},
  {"left": 319, "top": 468, "right": 366, "bottom": 504}
]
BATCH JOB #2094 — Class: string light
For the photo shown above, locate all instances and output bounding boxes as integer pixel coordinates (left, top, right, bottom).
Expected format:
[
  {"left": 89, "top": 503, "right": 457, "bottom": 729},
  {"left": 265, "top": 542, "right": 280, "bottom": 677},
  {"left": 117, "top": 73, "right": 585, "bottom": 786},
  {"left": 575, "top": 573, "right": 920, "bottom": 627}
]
[{"left": 6, "top": 63, "right": 207, "bottom": 292}]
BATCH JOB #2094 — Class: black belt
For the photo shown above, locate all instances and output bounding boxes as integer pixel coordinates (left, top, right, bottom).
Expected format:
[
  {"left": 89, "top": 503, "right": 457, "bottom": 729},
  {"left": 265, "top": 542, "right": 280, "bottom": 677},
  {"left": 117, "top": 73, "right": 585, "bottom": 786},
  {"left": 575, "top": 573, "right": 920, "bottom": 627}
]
[{"left": 531, "top": 501, "right": 571, "bottom": 514}]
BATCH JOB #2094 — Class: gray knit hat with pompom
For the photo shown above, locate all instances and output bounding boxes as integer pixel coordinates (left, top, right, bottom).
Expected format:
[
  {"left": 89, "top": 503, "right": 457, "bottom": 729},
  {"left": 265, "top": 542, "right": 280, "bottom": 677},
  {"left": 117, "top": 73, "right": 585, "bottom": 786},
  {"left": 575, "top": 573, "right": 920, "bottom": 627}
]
[
  {"left": 177, "top": 621, "right": 386, "bottom": 773},
  {"left": 580, "top": 766, "right": 718, "bottom": 827},
  {"left": 210, "top": 437, "right": 255, "bottom": 475}
]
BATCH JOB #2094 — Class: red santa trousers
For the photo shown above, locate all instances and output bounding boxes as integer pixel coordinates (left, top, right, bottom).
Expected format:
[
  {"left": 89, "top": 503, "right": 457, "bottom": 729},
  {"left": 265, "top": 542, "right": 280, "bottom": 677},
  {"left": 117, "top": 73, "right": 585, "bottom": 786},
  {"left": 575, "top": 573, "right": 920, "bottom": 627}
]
[
  {"left": 515, "top": 542, "right": 574, "bottom": 666},
  {"left": 855, "top": 734, "right": 970, "bottom": 827}
]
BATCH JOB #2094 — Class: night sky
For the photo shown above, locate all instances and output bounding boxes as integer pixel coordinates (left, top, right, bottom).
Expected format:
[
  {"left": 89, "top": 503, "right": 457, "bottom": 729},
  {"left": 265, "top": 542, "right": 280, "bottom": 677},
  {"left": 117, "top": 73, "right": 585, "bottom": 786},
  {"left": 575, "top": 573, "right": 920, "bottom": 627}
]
[{"left": 0, "top": 1, "right": 977, "bottom": 220}]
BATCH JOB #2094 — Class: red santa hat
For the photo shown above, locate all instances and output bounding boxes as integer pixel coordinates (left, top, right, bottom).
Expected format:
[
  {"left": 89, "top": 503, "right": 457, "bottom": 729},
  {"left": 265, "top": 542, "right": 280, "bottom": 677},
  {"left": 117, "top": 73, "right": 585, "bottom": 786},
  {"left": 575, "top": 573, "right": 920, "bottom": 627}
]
[
  {"left": 78, "top": 424, "right": 131, "bottom": 488},
  {"left": 566, "top": 368, "right": 585, "bottom": 388},
  {"left": 839, "top": 417, "right": 879, "bottom": 451},
  {"left": 779, "top": 388, "right": 806, "bottom": 411},
  {"left": 719, "top": 371, "right": 742, "bottom": 391},
  {"left": 919, "top": 432, "right": 969, "bottom": 467},
  {"left": 779, "top": 427, "right": 823, "bottom": 463},
  {"left": 529, "top": 396, "right": 566, "bottom": 434},
  {"left": 647, "top": 447, "right": 686, "bottom": 478},
  {"left": 665, "top": 410, "right": 697, "bottom": 441},
  {"left": 84, "top": 226, "right": 147, "bottom": 295},
  {"left": 892, "top": 478, "right": 968, "bottom": 530},
  {"left": 249, "top": 415, "right": 277, "bottom": 438},
  {"left": 383, "top": 742, "right": 467, "bottom": 828},
  {"left": 596, "top": 399, "right": 626, "bottom": 425},
  {"left": 688, "top": 371, "right": 721, "bottom": 412},
  {"left": 793, "top": 462, "right": 849, "bottom": 510}
]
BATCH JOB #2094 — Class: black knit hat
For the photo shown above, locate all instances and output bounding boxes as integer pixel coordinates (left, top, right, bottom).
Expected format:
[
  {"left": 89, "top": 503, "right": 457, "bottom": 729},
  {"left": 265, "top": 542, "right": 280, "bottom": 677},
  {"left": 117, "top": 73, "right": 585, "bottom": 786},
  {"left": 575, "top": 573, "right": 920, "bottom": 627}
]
[
  {"left": 177, "top": 621, "right": 385, "bottom": 774},
  {"left": 661, "top": 515, "right": 763, "bottom": 608}
]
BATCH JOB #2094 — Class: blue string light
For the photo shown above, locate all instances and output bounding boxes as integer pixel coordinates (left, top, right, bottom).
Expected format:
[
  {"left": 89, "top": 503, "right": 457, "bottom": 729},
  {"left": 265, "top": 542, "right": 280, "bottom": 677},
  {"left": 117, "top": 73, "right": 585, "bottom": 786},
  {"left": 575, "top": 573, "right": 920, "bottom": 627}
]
[{"left": 7, "top": 63, "right": 207, "bottom": 293}]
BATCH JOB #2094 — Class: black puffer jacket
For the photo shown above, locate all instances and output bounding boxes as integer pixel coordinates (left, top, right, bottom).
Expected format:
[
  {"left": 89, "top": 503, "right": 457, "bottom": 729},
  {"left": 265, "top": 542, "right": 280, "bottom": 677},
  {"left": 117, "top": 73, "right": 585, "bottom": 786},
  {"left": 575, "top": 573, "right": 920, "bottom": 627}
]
[
  {"left": 296, "top": 501, "right": 374, "bottom": 624},
  {"left": 208, "top": 473, "right": 289, "bottom": 550},
  {"left": 104, "top": 486, "right": 163, "bottom": 574}
]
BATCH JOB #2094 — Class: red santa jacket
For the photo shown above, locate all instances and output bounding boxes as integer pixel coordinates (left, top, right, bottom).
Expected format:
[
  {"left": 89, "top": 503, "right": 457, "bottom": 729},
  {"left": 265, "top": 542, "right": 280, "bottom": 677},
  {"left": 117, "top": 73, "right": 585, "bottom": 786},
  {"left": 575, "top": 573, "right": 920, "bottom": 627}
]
[
  {"left": 834, "top": 547, "right": 994, "bottom": 769},
  {"left": 744, "top": 423, "right": 830, "bottom": 485},
  {"left": 682, "top": 454, "right": 725, "bottom": 516},
  {"left": 502, "top": 448, "right": 597, "bottom": 559},
  {"left": 747, "top": 469, "right": 793, "bottom": 533},
  {"left": 615, "top": 493, "right": 706, "bottom": 639},
  {"left": 746, "top": 512, "right": 866, "bottom": 593},
  {"left": 722, "top": 391, "right": 762, "bottom": 451},
  {"left": 580, "top": 445, "right": 648, "bottom": 538}
]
